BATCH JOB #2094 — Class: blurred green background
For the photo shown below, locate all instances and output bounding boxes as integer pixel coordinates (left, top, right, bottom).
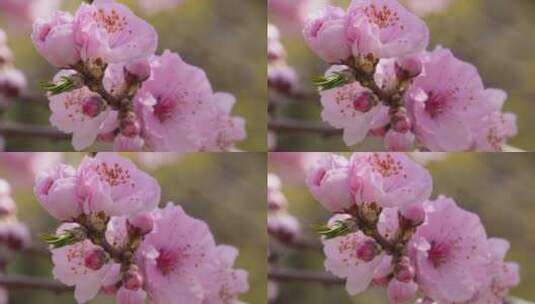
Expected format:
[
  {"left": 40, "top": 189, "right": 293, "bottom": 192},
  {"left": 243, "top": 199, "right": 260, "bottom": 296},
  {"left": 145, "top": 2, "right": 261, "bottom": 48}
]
[
  {"left": 3, "top": 152, "right": 267, "bottom": 303},
  {"left": 269, "top": 152, "right": 535, "bottom": 303},
  {"left": 0, "top": 0, "right": 267, "bottom": 151},
  {"left": 271, "top": 0, "right": 535, "bottom": 151}
]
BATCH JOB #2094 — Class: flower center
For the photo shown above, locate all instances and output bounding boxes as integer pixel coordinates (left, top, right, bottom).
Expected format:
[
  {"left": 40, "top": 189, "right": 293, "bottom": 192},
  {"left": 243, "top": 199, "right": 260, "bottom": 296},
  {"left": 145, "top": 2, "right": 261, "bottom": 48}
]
[
  {"left": 428, "top": 240, "right": 450, "bottom": 268},
  {"left": 367, "top": 153, "right": 402, "bottom": 177},
  {"left": 364, "top": 4, "right": 400, "bottom": 29},
  {"left": 154, "top": 96, "right": 176, "bottom": 123},
  {"left": 156, "top": 248, "right": 179, "bottom": 275},
  {"left": 424, "top": 92, "right": 447, "bottom": 118},
  {"left": 92, "top": 9, "right": 127, "bottom": 34}
]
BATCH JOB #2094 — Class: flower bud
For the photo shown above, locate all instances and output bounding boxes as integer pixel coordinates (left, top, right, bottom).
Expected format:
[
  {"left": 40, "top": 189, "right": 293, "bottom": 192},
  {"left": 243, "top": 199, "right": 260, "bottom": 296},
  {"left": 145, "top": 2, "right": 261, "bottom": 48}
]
[
  {"left": 387, "top": 279, "right": 418, "bottom": 304},
  {"left": 0, "top": 45, "right": 13, "bottom": 65},
  {"left": 400, "top": 204, "right": 425, "bottom": 226},
  {"left": 123, "top": 265, "right": 144, "bottom": 290},
  {"left": 98, "top": 131, "right": 117, "bottom": 143},
  {"left": 384, "top": 129, "right": 415, "bottom": 151},
  {"left": 395, "top": 55, "right": 423, "bottom": 80},
  {"left": 267, "top": 213, "right": 300, "bottom": 242},
  {"left": 391, "top": 109, "right": 412, "bottom": 134},
  {"left": 394, "top": 256, "right": 415, "bottom": 283},
  {"left": 1, "top": 223, "right": 31, "bottom": 250},
  {"left": 356, "top": 239, "right": 380, "bottom": 262},
  {"left": 101, "top": 284, "right": 118, "bottom": 295},
  {"left": 120, "top": 114, "right": 141, "bottom": 137},
  {"left": 31, "top": 12, "right": 80, "bottom": 68},
  {"left": 124, "top": 58, "right": 151, "bottom": 84},
  {"left": 82, "top": 96, "right": 105, "bottom": 118},
  {"left": 352, "top": 92, "right": 375, "bottom": 113},
  {"left": 267, "top": 65, "right": 298, "bottom": 94},
  {"left": 306, "top": 154, "right": 353, "bottom": 213},
  {"left": 0, "top": 68, "right": 26, "bottom": 97},
  {"left": 84, "top": 248, "right": 108, "bottom": 271},
  {"left": 128, "top": 212, "right": 154, "bottom": 235}
]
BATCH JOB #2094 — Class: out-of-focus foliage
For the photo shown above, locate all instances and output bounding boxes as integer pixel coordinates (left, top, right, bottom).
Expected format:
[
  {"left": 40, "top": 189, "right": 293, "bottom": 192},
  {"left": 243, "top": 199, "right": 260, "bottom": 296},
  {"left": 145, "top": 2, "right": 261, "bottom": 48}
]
[
  {"left": 0, "top": 0, "right": 266, "bottom": 151},
  {"left": 3, "top": 152, "right": 267, "bottom": 304},
  {"left": 273, "top": 0, "right": 535, "bottom": 151},
  {"left": 269, "top": 152, "right": 535, "bottom": 303}
]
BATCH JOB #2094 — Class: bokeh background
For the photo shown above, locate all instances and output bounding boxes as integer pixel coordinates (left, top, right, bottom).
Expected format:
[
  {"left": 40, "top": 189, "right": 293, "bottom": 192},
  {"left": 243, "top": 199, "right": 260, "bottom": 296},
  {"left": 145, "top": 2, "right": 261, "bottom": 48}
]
[
  {"left": 2, "top": 152, "right": 267, "bottom": 304},
  {"left": 268, "top": 152, "right": 535, "bottom": 303},
  {"left": 0, "top": 0, "right": 267, "bottom": 151},
  {"left": 270, "top": 0, "right": 535, "bottom": 151}
]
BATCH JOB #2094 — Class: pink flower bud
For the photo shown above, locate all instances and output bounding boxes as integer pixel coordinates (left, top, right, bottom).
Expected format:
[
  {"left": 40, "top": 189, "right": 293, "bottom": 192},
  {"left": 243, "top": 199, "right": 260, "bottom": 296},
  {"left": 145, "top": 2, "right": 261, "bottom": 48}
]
[
  {"left": 306, "top": 154, "right": 353, "bottom": 213},
  {"left": 101, "top": 284, "right": 119, "bottom": 295},
  {"left": 352, "top": 92, "right": 374, "bottom": 113},
  {"left": 98, "top": 131, "right": 117, "bottom": 143},
  {"left": 387, "top": 279, "right": 418, "bottom": 304},
  {"left": 384, "top": 129, "right": 415, "bottom": 151},
  {"left": 124, "top": 58, "right": 151, "bottom": 84},
  {"left": 394, "top": 256, "right": 415, "bottom": 283},
  {"left": 303, "top": 6, "right": 351, "bottom": 64},
  {"left": 391, "top": 110, "right": 412, "bottom": 133},
  {"left": 82, "top": 96, "right": 105, "bottom": 118},
  {"left": 123, "top": 265, "right": 144, "bottom": 290},
  {"left": 0, "top": 45, "right": 13, "bottom": 65},
  {"left": 356, "top": 239, "right": 380, "bottom": 262},
  {"left": 121, "top": 115, "right": 141, "bottom": 137},
  {"left": 400, "top": 204, "right": 425, "bottom": 226},
  {"left": 31, "top": 12, "right": 80, "bottom": 68},
  {"left": 128, "top": 212, "right": 154, "bottom": 235},
  {"left": 395, "top": 55, "right": 423, "bottom": 79},
  {"left": 0, "top": 68, "right": 26, "bottom": 97},
  {"left": 84, "top": 248, "right": 108, "bottom": 271},
  {"left": 267, "top": 65, "right": 298, "bottom": 94}
]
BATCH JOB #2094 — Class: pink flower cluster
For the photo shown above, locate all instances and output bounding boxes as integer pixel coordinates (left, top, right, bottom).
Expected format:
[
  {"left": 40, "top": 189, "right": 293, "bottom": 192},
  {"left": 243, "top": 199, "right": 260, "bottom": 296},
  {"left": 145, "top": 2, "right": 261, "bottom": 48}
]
[
  {"left": 34, "top": 153, "right": 248, "bottom": 304},
  {"left": 306, "top": 153, "right": 520, "bottom": 303},
  {"left": 303, "top": 0, "right": 517, "bottom": 151},
  {"left": 0, "top": 179, "right": 31, "bottom": 304},
  {"left": 267, "top": 173, "right": 301, "bottom": 303},
  {"left": 31, "top": 0, "right": 245, "bottom": 151},
  {"left": 0, "top": 29, "right": 27, "bottom": 99}
]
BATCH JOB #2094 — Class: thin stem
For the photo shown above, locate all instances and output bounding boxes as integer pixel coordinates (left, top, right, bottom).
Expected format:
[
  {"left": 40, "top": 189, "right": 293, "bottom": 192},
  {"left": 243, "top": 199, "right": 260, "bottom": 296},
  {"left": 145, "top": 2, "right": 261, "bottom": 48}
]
[
  {"left": 268, "top": 268, "right": 344, "bottom": 285},
  {"left": 0, "top": 122, "right": 69, "bottom": 140},
  {"left": 0, "top": 275, "right": 71, "bottom": 292},
  {"left": 268, "top": 118, "right": 341, "bottom": 136}
]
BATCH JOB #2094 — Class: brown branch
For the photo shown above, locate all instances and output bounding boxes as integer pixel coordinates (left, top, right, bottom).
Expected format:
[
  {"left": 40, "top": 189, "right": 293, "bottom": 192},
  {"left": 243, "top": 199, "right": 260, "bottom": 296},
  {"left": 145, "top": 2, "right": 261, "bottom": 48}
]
[
  {"left": 268, "top": 118, "right": 341, "bottom": 136},
  {"left": 268, "top": 268, "right": 344, "bottom": 285},
  {"left": 0, "top": 122, "right": 69, "bottom": 140},
  {"left": 0, "top": 275, "right": 71, "bottom": 292}
]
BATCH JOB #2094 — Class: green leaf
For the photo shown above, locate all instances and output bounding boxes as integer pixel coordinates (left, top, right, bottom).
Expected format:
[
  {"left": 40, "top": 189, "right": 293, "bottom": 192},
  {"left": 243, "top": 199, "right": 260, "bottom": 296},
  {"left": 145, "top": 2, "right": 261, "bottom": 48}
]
[
  {"left": 40, "top": 76, "right": 77, "bottom": 96},
  {"left": 312, "top": 220, "right": 354, "bottom": 240},
  {"left": 40, "top": 227, "right": 86, "bottom": 249},
  {"left": 312, "top": 72, "right": 348, "bottom": 91}
]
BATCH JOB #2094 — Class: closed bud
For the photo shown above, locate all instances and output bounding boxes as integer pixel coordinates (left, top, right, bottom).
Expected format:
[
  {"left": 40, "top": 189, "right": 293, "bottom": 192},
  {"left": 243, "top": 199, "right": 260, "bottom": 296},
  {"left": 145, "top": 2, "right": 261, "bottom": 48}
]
[
  {"left": 267, "top": 65, "right": 298, "bottom": 94},
  {"left": 0, "top": 69, "right": 26, "bottom": 97},
  {"left": 394, "top": 256, "right": 415, "bottom": 283},
  {"left": 391, "top": 109, "right": 412, "bottom": 134},
  {"left": 120, "top": 113, "right": 141, "bottom": 137},
  {"left": 84, "top": 248, "right": 108, "bottom": 270},
  {"left": 123, "top": 265, "right": 144, "bottom": 290},
  {"left": 395, "top": 55, "right": 423, "bottom": 80},
  {"left": 352, "top": 92, "right": 375, "bottom": 113},
  {"left": 82, "top": 96, "right": 105, "bottom": 118},
  {"left": 128, "top": 212, "right": 154, "bottom": 235},
  {"left": 356, "top": 239, "right": 380, "bottom": 262},
  {"left": 124, "top": 58, "right": 151, "bottom": 84},
  {"left": 400, "top": 204, "right": 425, "bottom": 226}
]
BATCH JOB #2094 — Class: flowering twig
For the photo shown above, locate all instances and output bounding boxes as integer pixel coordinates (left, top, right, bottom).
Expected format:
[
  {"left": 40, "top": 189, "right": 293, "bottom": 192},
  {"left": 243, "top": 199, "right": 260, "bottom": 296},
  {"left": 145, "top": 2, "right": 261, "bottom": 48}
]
[
  {"left": 0, "top": 122, "right": 68, "bottom": 140},
  {"left": 0, "top": 275, "right": 72, "bottom": 292},
  {"left": 268, "top": 268, "right": 344, "bottom": 285}
]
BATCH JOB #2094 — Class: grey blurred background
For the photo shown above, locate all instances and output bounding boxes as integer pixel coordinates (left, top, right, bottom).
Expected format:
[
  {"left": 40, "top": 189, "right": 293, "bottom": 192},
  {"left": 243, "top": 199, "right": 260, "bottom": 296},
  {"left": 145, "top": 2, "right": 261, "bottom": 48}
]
[
  {"left": 271, "top": 0, "right": 535, "bottom": 151},
  {"left": 269, "top": 152, "right": 535, "bottom": 303}
]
